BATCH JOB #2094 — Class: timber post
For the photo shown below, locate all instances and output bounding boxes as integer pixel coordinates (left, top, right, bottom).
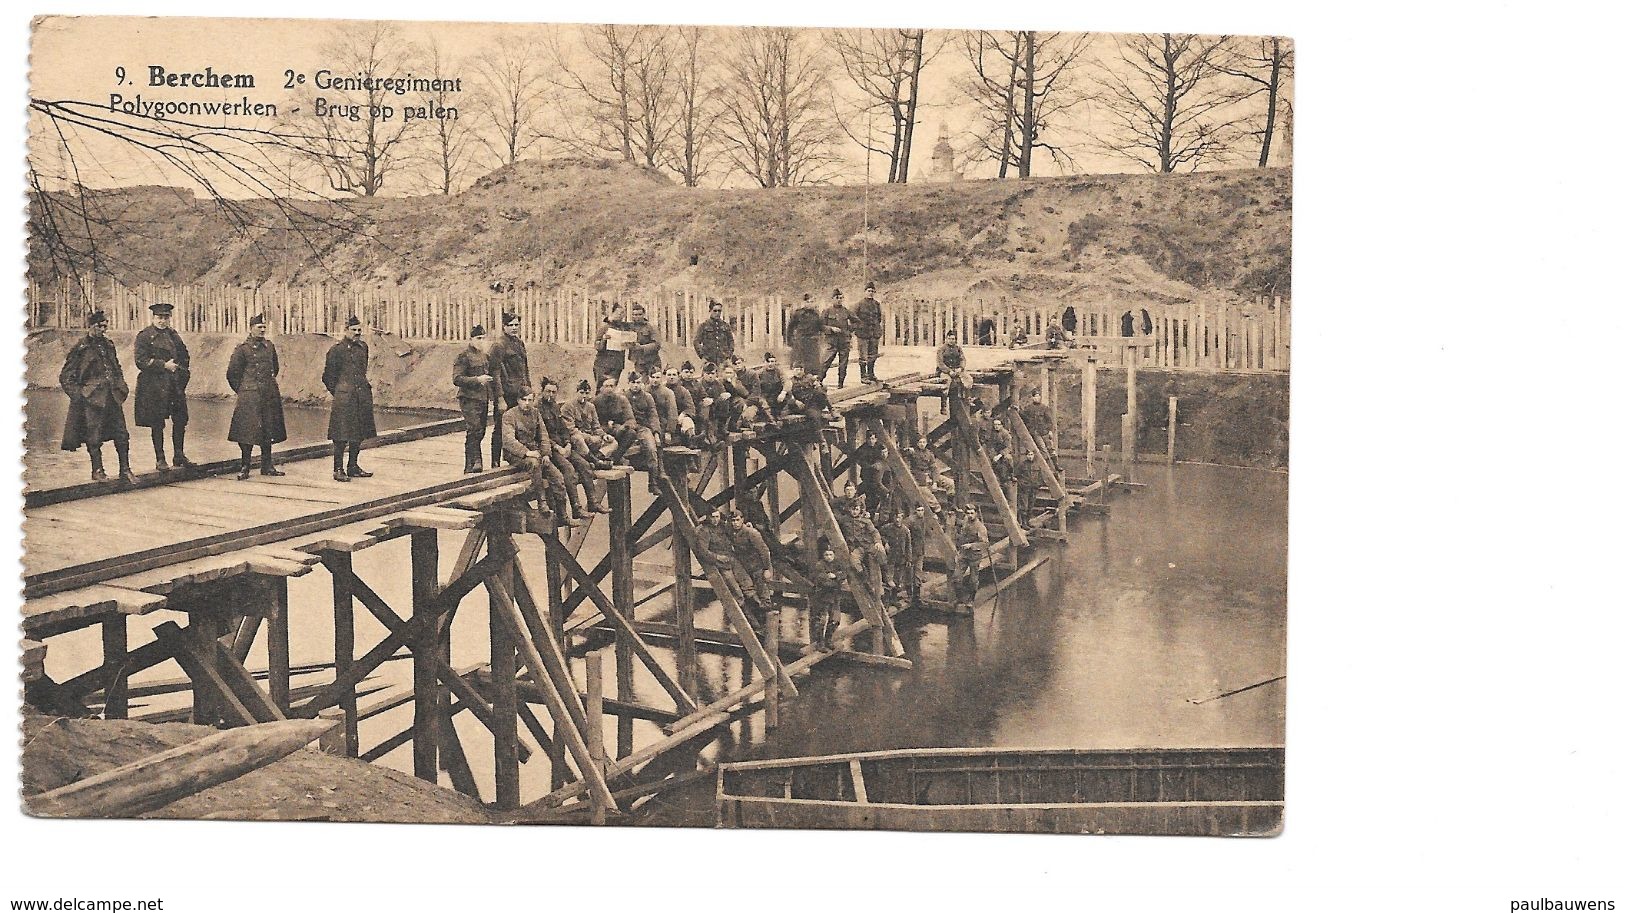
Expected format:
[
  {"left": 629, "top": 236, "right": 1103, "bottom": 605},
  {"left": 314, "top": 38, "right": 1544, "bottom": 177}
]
[
  {"left": 608, "top": 473, "right": 635, "bottom": 759},
  {"left": 326, "top": 550, "right": 359, "bottom": 756},
  {"left": 410, "top": 528, "right": 440, "bottom": 783},
  {"left": 585, "top": 652, "right": 608, "bottom": 826},
  {"left": 490, "top": 536, "right": 520, "bottom": 810},
  {"left": 265, "top": 576, "right": 291, "bottom": 716},
  {"left": 765, "top": 609, "right": 781, "bottom": 730},
  {"left": 100, "top": 616, "right": 127, "bottom": 720}
]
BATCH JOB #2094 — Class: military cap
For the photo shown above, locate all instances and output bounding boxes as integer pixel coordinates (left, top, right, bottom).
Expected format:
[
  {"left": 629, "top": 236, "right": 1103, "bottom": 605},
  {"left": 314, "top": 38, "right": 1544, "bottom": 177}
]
[
  {"left": 248, "top": 313, "right": 267, "bottom": 326},
  {"left": 703, "top": 362, "right": 718, "bottom": 373},
  {"left": 577, "top": 379, "right": 592, "bottom": 393},
  {"left": 762, "top": 351, "right": 777, "bottom": 362},
  {"left": 345, "top": 315, "right": 361, "bottom": 328},
  {"left": 865, "top": 281, "right": 876, "bottom": 291},
  {"left": 471, "top": 323, "right": 487, "bottom": 338},
  {"left": 87, "top": 309, "right": 108, "bottom": 325},
  {"left": 832, "top": 288, "right": 844, "bottom": 298},
  {"left": 681, "top": 360, "right": 695, "bottom": 371},
  {"left": 627, "top": 371, "right": 641, "bottom": 382},
  {"left": 148, "top": 301, "right": 175, "bottom": 315},
  {"left": 502, "top": 311, "right": 521, "bottom": 325}
]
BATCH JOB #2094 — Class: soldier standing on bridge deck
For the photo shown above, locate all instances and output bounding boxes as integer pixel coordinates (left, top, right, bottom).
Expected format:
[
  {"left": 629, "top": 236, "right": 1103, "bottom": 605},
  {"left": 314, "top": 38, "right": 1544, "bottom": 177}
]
[
  {"left": 1019, "top": 386, "right": 1055, "bottom": 461},
  {"left": 951, "top": 505, "right": 991, "bottom": 611},
  {"left": 853, "top": 281, "right": 885, "bottom": 384},
  {"left": 593, "top": 301, "right": 631, "bottom": 392},
  {"left": 786, "top": 293, "right": 824, "bottom": 376},
  {"left": 452, "top": 324, "right": 495, "bottom": 474},
  {"left": 879, "top": 506, "right": 914, "bottom": 604},
  {"left": 626, "top": 303, "right": 663, "bottom": 379},
  {"left": 820, "top": 288, "right": 854, "bottom": 388},
  {"left": 490, "top": 311, "right": 531, "bottom": 468},
  {"left": 324, "top": 316, "right": 378, "bottom": 482},
  {"left": 904, "top": 503, "right": 933, "bottom": 607},
  {"left": 501, "top": 386, "right": 577, "bottom": 526},
  {"left": 226, "top": 314, "right": 287, "bottom": 481},
  {"left": 133, "top": 301, "right": 192, "bottom": 471},
  {"left": 693, "top": 299, "right": 734, "bottom": 369},
  {"left": 59, "top": 309, "right": 133, "bottom": 483},
  {"left": 728, "top": 510, "right": 776, "bottom": 629},
  {"left": 1016, "top": 449, "right": 1043, "bottom": 529}
]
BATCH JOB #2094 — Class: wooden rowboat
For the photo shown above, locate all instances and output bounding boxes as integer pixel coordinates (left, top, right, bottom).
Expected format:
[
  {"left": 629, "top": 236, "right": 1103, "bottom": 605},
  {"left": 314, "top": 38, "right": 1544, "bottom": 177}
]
[{"left": 716, "top": 746, "right": 1283, "bottom": 836}]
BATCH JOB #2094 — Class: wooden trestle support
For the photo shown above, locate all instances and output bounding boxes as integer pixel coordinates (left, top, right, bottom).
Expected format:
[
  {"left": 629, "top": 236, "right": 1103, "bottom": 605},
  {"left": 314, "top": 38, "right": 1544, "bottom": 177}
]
[{"left": 24, "top": 350, "right": 1135, "bottom": 823}]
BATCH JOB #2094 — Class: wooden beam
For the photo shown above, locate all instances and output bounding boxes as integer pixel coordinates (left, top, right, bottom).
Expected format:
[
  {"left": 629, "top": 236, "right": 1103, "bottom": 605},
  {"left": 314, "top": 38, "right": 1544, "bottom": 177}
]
[
  {"left": 100, "top": 616, "right": 128, "bottom": 720},
  {"left": 866, "top": 419, "right": 954, "bottom": 562},
  {"left": 950, "top": 390, "right": 1029, "bottom": 549},
  {"left": 791, "top": 446, "right": 900, "bottom": 656},
  {"left": 27, "top": 719, "right": 335, "bottom": 818},
  {"left": 1005, "top": 409, "right": 1068, "bottom": 503},
  {"left": 490, "top": 558, "right": 519, "bottom": 810},
  {"left": 151, "top": 621, "right": 258, "bottom": 727},
  {"left": 584, "top": 653, "right": 608, "bottom": 826}
]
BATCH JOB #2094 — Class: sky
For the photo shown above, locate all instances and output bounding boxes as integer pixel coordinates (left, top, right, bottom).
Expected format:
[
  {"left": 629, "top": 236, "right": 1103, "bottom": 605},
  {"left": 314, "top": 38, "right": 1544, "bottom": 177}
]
[{"left": 28, "top": 15, "right": 1290, "bottom": 197}]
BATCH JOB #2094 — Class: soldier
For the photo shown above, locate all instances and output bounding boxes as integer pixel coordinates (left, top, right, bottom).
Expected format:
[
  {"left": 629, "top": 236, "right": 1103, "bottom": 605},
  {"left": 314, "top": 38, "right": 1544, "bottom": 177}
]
[
  {"left": 858, "top": 465, "right": 896, "bottom": 517},
  {"left": 625, "top": 372, "right": 661, "bottom": 442},
  {"left": 593, "top": 301, "right": 631, "bottom": 392},
  {"left": 500, "top": 386, "right": 577, "bottom": 526},
  {"left": 133, "top": 301, "right": 192, "bottom": 471},
  {"left": 490, "top": 311, "right": 531, "bottom": 467},
  {"left": 650, "top": 368, "right": 681, "bottom": 437},
  {"left": 226, "top": 313, "right": 287, "bottom": 480},
  {"left": 853, "top": 281, "right": 884, "bottom": 383},
  {"left": 666, "top": 366, "right": 695, "bottom": 425},
  {"left": 754, "top": 350, "right": 786, "bottom": 404},
  {"left": 538, "top": 377, "right": 604, "bottom": 516},
  {"left": 779, "top": 364, "right": 832, "bottom": 426},
  {"left": 936, "top": 329, "right": 965, "bottom": 415},
  {"left": 596, "top": 375, "right": 657, "bottom": 471},
  {"left": 952, "top": 505, "right": 991, "bottom": 611},
  {"left": 987, "top": 415, "right": 1015, "bottom": 460},
  {"left": 807, "top": 538, "right": 846, "bottom": 651},
  {"left": 785, "top": 293, "right": 825, "bottom": 375},
  {"left": 1019, "top": 386, "right": 1056, "bottom": 460},
  {"left": 563, "top": 379, "right": 621, "bottom": 467},
  {"left": 1015, "top": 448, "right": 1044, "bottom": 529},
  {"left": 323, "top": 316, "right": 377, "bottom": 482},
  {"left": 697, "top": 510, "right": 749, "bottom": 618},
  {"left": 625, "top": 302, "right": 662, "bottom": 378},
  {"left": 451, "top": 323, "right": 496, "bottom": 474},
  {"left": 1045, "top": 319, "right": 1070, "bottom": 349},
  {"left": 853, "top": 429, "right": 885, "bottom": 486},
  {"left": 728, "top": 511, "right": 776, "bottom": 627},
  {"left": 694, "top": 362, "right": 724, "bottom": 445},
  {"left": 840, "top": 499, "right": 892, "bottom": 600},
  {"left": 879, "top": 506, "right": 914, "bottom": 604},
  {"left": 693, "top": 299, "right": 735, "bottom": 368},
  {"left": 1009, "top": 325, "right": 1031, "bottom": 348},
  {"left": 820, "top": 288, "right": 854, "bottom": 388},
  {"left": 903, "top": 503, "right": 934, "bottom": 607},
  {"left": 59, "top": 309, "right": 133, "bottom": 483}
]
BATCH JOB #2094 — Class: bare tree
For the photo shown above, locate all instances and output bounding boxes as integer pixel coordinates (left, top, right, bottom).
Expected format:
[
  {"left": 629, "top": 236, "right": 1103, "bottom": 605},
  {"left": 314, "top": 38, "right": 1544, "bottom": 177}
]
[
  {"left": 959, "top": 30, "right": 1090, "bottom": 178},
  {"left": 417, "top": 38, "right": 476, "bottom": 194},
  {"left": 1215, "top": 36, "right": 1294, "bottom": 167},
  {"left": 549, "top": 24, "right": 674, "bottom": 168},
  {"left": 664, "top": 26, "right": 721, "bottom": 187},
  {"left": 290, "top": 22, "right": 425, "bottom": 196},
  {"left": 716, "top": 27, "right": 841, "bottom": 187},
  {"left": 829, "top": 28, "right": 944, "bottom": 183},
  {"left": 469, "top": 34, "right": 551, "bottom": 168},
  {"left": 1092, "top": 32, "right": 1237, "bottom": 173}
]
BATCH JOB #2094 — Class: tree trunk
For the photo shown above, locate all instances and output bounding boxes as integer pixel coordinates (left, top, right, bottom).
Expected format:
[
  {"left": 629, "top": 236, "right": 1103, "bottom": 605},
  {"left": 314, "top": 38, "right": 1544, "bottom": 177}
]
[
  {"left": 897, "top": 29, "right": 925, "bottom": 183},
  {"left": 1258, "top": 38, "right": 1281, "bottom": 168},
  {"left": 1159, "top": 34, "right": 1177, "bottom": 173},
  {"left": 1018, "top": 31, "right": 1036, "bottom": 179},
  {"left": 997, "top": 33, "right": 1020, "bottom": 178}
]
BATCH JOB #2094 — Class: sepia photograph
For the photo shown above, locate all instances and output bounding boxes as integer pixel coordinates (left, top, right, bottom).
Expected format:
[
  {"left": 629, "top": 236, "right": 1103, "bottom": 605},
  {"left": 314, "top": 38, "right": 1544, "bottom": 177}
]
[{"left": 19, "top": 14, "right": 1290, "bottom": 836}]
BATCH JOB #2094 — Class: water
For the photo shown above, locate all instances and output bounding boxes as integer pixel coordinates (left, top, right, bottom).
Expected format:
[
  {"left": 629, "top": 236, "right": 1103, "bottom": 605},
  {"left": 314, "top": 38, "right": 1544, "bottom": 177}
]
[{"left": 23, "top": 391, "right": 450, "bottom": 490}]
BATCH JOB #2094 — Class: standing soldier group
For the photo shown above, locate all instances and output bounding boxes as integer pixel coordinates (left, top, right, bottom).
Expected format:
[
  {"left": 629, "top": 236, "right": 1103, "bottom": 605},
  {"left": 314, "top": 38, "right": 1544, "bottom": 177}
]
[{"left": 782, "top": 282, "right": 889, "bottom": 388}]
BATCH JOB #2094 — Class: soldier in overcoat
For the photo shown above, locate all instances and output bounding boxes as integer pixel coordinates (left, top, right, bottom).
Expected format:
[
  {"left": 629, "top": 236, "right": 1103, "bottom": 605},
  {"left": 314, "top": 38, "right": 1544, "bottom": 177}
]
[
  {"left": 693, "top": 299, "right": 735, "bottom": 368},
  {"left": 59, "top": 309, "right": 133, "bottom": 482},
  {"left": 324, "top": 316, "right": 377, "bottom": 482},
  {"left": 226, "top": 313, "right": 287, "bottom": 480},
  {"left": 452, "top": 324, "right": 495, "bottom": 473},
  {"left": 490, "top": 311, "right": 531, "bottom": 467},
  {"left": 133, "top": 301, "right": 192, "bottom": 470},
  {"left": 785, "top": 293, "right": 825, "bottom": 375}
]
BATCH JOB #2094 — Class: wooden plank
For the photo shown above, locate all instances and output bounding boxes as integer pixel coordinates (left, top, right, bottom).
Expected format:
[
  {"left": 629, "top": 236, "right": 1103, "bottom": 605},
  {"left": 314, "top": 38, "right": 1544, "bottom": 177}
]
[
  {"left": 22, "top": 585, "right": 168, "bottom": 636},
  {"left": 386, "top": 507, "right": 484, "bottom": 531},
  {"left": 850, "top": 759, "right": 869, "bottom": 804},
  {"left": 26, "top": 719, "right": 335, "bottom": 818}
]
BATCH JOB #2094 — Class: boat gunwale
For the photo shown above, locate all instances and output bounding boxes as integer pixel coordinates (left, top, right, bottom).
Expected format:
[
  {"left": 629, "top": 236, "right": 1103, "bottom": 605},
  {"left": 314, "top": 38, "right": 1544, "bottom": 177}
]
[
  {"left": 716, "top": 745, "right": 1285, "bottom": 773},
  {"left": 716, "top": 794, "right": 1285, "bottom": 812}
]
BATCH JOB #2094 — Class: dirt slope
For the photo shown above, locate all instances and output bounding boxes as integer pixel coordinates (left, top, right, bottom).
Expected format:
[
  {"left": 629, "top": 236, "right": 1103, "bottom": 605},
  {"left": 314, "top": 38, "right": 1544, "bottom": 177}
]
[{"left": 31, "top": 159, "right": 1290, "bottom": 303}]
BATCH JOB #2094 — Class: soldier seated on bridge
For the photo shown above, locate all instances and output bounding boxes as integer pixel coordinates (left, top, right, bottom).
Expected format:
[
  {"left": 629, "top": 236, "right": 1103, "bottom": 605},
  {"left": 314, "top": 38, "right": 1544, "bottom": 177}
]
[
  {"left": 778, "top": 364, "right": 834, "bottom": 427},
  {"left": 595, "top": 375, "right": 658, "bottom": 473},
  {"left": 839, "top": 498, "right": 892, "bottom": 602},
  {"left": 987, "top": 416, "right": 1015, "bottom": 459},
  {"left": 537, "top": 377, "right": 606, "bottom": 516},
  {"left": 727, "top": 510, "right": 776, "bottom": 628},
  {"left": 694, "top": 362, "right": 724, "bottom": 446},
  {"left": 649, "top": 368, "right": 681, "bottom": 439},
  {"left": 563, "top": 379, "right": 622, "bottom": 468},
  {"left": 755, "top": 351, "right": 786, "bottom": 404},
  {"left": 1009, "top": 325, "right": 1031, "bottom": 348},
  {"left": 807, "top": 536, "right": 846, "bottom": 652},
  {"left": 936, "top": 329, "right": 965, "bottom": 415},
  {"left": 500, "top": 386, "right": 578, "bottom": 527},
  {"left": 663, "top": 366, "right": 693, "bottom": 430}
]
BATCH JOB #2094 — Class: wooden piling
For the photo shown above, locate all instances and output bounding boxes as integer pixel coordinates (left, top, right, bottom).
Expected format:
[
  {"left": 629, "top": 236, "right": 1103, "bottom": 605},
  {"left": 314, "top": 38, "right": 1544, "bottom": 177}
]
[
  {"left": 100, "top": 616, "right": 127, "bottom": 720},
  {"left": 266, "top": 577, "right": 291, "bottom": 716},
  {"left": 585, "top": 653, "right": 608, "bottom": 826},
  {"left": 410, "top": 529, "right": 440, "bottom": 783},
  {"left": 608, "top": 474, "right": 635, "bottom": 759},
  {"left": 765, "top": 610, "right": 781, "bottom": 730},
  {"left": 326, "top": 551, "right": 358, "bottom": 756},
  {"left": 1121, "top": 414, "right": 1133, "bottom": 482},
  {"left": 1167, "top": 396, "right": 1178, "bottom": 463},
  {"left": 671, "top": 461, "right": 699, "bottom": 697},
  {"left": 490, "top": 560, "right": 520, "bottom": 810},
  {"left": 1083, "top": 356, "right": 1097, "bottom": 478}
]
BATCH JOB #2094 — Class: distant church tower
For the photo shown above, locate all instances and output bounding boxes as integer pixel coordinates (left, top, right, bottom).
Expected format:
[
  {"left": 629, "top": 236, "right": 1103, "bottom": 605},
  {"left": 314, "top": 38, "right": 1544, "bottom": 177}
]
[{"left": 929, "top": 125, "right": 963, "bottom": 183}]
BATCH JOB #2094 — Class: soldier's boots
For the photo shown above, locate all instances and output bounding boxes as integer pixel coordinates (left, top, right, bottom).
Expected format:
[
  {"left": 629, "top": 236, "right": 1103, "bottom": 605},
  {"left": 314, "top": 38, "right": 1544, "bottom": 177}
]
[
  {"left": 586, "top": 480, "right": 609, "bottom": 514},
  {"left": 115, "top": 440, "right": 135, "bottom": 484},
  {"left": 346, "top": 462, "right": 373, "bottom": 479},
  {"left": 171, "top": 427, "right": 193, "bottom": 467},
  {"left": 152, "top": 430, "right": 169, "bottom": 472},
  {"left": 260, "top": 447, "right": 285, "bottom": 477},
  {"left": 88, "top": 446, "right": 108, "bottom": 482}
]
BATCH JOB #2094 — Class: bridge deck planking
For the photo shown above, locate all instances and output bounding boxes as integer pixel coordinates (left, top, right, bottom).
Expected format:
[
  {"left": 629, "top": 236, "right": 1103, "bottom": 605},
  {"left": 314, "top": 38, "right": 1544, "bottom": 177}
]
[{"left": 23, "top": 436, "right": 472, "bottom": 579}]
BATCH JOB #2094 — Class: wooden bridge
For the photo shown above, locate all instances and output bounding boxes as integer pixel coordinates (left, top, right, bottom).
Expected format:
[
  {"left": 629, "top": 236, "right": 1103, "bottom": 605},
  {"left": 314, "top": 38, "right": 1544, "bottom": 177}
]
[{"left": 22, "top": 345, "right": 1145, "bottom": 823}]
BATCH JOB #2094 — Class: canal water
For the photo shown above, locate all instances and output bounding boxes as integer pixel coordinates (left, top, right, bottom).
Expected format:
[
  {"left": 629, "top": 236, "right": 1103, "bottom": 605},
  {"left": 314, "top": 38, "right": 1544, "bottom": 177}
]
[{"left": 30, "top": 392, "right": 1286, "bottom": 825}]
